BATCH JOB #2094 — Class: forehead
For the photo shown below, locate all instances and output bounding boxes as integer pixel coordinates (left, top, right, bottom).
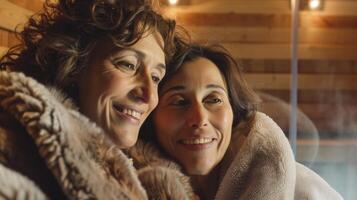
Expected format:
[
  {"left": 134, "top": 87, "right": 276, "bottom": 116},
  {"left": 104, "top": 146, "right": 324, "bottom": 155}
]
[
  {"left": 130, "top": 31, "right": 165, "bottom": 53},
  {"left": 88, "top": 32, "right": 166, "bottom": 67},
  {"left": 162, "top": 57, "right": 227, "bottom": 91}
]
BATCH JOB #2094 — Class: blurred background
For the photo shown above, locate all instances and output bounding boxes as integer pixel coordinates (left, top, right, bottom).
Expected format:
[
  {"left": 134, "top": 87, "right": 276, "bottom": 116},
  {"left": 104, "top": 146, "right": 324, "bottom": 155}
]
[{"left": 1, "top": 0, "right": 356, "bottom": 199}]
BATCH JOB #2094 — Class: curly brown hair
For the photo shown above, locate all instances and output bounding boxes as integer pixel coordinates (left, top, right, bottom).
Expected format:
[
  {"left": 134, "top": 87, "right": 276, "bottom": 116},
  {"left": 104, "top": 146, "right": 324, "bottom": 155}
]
[{"left": 0, "top": 0, "right": 177, "bottom": 98}]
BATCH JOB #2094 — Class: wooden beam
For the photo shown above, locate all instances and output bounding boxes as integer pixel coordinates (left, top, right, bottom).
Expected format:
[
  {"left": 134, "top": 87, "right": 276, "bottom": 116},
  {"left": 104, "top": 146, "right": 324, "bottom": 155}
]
[
  {"left": 165, "top": 0, "right": 357, "bottom": 16},
  {"left": 241, "top": 59, "right": 357, "bottom": 74},
  {"left": 0, "top": 29, "right": 9, "bottom": 47},
  {"left": 245, "top": 73, "right": 357, "bottom": 90},
  {"left": 311, "top": 119, "right": 357, "bottom": 137},
  {"left": 298, "top": 104, "right": 357, "bottom": 120},
  {"left": 173, "top": 13, "right": 357, "bottom": 29},
  {"left": 0, "top": 0, "right": 34, "bottom": 32},
  {"left": 258, "top": 90, "right": 357, "bottom": 104},
  {"left": 297, "top": 139, "right": 357, "bottom": 162},
  {"left": 262, "top": 102, "right": 357, "bottom": 120},
  {"left": 222, "top": 43, "right": 357, "bottom": 60},
  {"left": 187, "top": 27, "right": 357, "bottom": 45},
  {"left": 164, "top": 0, "right": 291, "bottom": 15},
  {"left": 8, "top": 0, "right": 43, "bottom": 12},
  {"left": 0, "top": 46, "right": 9, "bottom": 56}
]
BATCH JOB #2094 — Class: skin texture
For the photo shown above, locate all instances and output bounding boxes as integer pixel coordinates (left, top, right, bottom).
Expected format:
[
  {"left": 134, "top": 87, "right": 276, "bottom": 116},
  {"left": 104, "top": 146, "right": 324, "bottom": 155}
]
[
  {"left": 77, "top": 32, "right": 166, "bottom": 149},
  {"left": 153, "top": 57, "right": 234, "bottom": 175}
]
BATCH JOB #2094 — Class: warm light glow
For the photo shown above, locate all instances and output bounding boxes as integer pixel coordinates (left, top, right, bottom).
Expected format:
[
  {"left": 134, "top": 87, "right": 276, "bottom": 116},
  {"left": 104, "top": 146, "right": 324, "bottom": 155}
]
[
  {"left": 309, "top": 0, "right": 321, "bottom": 10},
  {"left": 168, "top": 0, "right": 179, "bottom": 5}
]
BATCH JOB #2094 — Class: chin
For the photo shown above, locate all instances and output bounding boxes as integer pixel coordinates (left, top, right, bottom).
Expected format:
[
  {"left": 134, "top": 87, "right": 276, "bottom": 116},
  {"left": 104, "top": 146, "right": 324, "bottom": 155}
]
[
  {"left": 185, "top": 165, "right": 212, "bottom": 176},
  {"left": 110, "top": 129, "right": 138, "bottom": 149}
]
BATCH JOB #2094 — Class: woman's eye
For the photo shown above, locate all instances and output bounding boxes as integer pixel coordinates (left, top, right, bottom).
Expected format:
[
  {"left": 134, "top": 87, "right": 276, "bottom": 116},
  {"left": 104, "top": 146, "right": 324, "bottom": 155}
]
[
  {"left": 170, "top": 98, "right": 188, "bottom": 106},
  {"left": 113, "top": 60, "right": 137, "bottom": 71},
  {"left": 152, "top": 75, "right": 161, "bottom": 84},
  {"left": 205, "top": 97, "right": 222, "bottom": 104}
]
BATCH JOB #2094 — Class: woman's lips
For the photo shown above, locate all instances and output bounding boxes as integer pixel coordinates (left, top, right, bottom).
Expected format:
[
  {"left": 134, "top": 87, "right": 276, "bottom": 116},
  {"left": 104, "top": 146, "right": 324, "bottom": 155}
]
[
  {"left": 178, "top": 138, "right": 216, "bottom": 151},
  {"left": 113, "top": 104, "right": 144, "bottom": 125}
]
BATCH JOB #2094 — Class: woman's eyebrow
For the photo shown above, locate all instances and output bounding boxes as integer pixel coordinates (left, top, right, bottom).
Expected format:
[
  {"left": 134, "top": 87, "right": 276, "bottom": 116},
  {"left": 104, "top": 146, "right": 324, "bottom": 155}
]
[
  {"left": 161, "top": 85, "right": 185, "bottom": 96},
  {"left": 207, "top": 84, "right": 227, "bottom": 93}
]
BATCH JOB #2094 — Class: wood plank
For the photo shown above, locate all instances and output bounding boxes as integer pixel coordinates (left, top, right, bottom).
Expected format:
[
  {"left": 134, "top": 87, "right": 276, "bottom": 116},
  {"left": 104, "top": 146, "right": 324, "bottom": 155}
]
[
  {"left": 298, "top": 104, "right": 357, "bottom": 120},
  {"left": 223, "top": 43, "right": 357, "bottom": 60},
  {"left": 7, "top": 31, "right": 19, "bottom": 47},
  {"left": 174, "top": 13, "right": 357, "bottom": 28},
  {"left": 164, "top": 0, "right": 291, "bottom": 15},
  {"left": 245, "top": 73, "right": 357, "bottom": 90},
  {"left": 0, "top": 0, "right": 34, "bottom": 31},
  {"left": 268, "top": 115, "right": 357, "bottom": 138},
  {"left": 187, "top": 27, "right": 357, "bottom": 45},
  {"left": 263, "top": 102, "right": 357, "bottom": 121},
  {"left": 312, "top": 119, "right": 357, "bottom": 137},
  {"left": 241, "top": 59, "right": 357, "bottom": 74},
  {"left": 297, "top": 139, "right": 357, "bottom": 162},
  {"left": 0, "top": 29, "right": 9, "bottom": 46},
  {"left": 0, "top": 46, "right": 9, "bottom": 56},
  {"left": 258, "top": 90, "right": 357, "bottom": 104},
  {"left": 8, "top": 0, "right": 43, "bottom": 12},
  {"left": 165, "top": 0, "right": 357, "bottom": 16}
]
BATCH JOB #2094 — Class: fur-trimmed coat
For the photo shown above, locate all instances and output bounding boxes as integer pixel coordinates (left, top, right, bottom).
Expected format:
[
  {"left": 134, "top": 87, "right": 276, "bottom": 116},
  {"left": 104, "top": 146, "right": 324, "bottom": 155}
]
[{"left": 0, "top": 71, "right": 193, "bottom": 200}]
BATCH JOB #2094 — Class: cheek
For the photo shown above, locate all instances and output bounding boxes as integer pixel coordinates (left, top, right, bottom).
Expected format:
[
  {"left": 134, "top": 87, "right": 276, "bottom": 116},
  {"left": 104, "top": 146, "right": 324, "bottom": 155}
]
[
  {"left": 100, "top": 74, "right": 125, "bottom": 92},
  {"left": 149, "top": 94, "right": 159, "bottom": 112},
  {"left": 154, "top": 110, "right": 182, "bottom": 146},
  {"left": 214, "top": 107, "right": 233, "bottom": 143}
]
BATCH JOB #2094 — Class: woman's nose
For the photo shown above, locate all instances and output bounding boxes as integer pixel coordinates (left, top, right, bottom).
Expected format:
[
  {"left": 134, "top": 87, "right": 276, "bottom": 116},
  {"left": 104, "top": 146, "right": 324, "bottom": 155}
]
[
  {"left": 130, "top": 71, "right": 156, "bottom": 104},
  {"left": 187, "top": 103, "right": 208, "bottom": 129}
]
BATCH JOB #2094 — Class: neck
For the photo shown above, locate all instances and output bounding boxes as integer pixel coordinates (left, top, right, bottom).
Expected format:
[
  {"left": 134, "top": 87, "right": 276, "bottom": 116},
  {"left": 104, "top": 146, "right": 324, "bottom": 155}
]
[{"left": 190, "top": 166, "right": 221, "bottom": 200}]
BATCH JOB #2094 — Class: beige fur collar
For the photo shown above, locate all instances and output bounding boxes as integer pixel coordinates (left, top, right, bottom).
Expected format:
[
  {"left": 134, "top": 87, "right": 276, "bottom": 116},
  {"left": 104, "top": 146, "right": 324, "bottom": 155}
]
[{"left": 216, "top": 112, "right": 296, "bottom": 200}]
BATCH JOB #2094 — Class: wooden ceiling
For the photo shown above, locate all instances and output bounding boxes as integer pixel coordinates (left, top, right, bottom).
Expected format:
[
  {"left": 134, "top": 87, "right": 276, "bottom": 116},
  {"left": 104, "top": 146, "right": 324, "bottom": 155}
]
[{"left": 1, "top": 0, "right": 356, "bottom": 137}]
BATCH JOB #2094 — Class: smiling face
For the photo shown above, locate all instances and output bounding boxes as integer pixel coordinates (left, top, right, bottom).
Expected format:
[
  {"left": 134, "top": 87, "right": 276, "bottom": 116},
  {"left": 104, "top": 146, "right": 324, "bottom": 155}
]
[
  {"left": 77, "top": 32, "right": 166, "bottom": 149},
  {"left": 153, "top": 57, "right": 234, "bottom": 175}
]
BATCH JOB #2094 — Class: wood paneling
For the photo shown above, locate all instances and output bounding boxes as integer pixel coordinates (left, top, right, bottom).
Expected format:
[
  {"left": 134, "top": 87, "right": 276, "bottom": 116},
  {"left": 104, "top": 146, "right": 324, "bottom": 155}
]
[
  {"left": 175, "top": 13, "right": 357, "bottom": 28},
  {"left": 0, "top": 46, "right": 9, "bottom": 56},
  {"left": 168, "top": 0, "right": 357, "bottom": 16},
  {"left": 187, "top": 27, "right": 357, "bottom": 45},
  {"left": 297, "top": 139, "right": 357, "bottom": 162},
  {"left": 241, "top": 59, "right": 357, "bottom": 74},
  {"left": 259, "top": 90, "right": 357, "bottom": 104},
  {"left": 0, "top": 0, "right": 34, "bottom": 31},
  {"left": 245, "top": 73, "right": 357, "bottom": 90},
  {"left": 223, "top": 43, "right": 357, "bottom": 60},
  {"left": 8, "top": 0, "right": 43, "bottom": 12}
]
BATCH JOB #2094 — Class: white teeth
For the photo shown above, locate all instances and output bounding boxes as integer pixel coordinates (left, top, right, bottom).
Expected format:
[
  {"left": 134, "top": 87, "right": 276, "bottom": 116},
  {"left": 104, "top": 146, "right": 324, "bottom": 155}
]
[
  {"left": 121, "top": 108, "right": 141, "bottom": 119},
  {"left": 181, "top": 138, "right": 213, "bottom": 145}
]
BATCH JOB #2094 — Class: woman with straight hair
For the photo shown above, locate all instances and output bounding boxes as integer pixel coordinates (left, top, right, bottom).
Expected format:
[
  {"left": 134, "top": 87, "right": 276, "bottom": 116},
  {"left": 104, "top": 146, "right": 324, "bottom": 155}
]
[{"left": 142, "top": 44, "right": 343, "bottom": 200}]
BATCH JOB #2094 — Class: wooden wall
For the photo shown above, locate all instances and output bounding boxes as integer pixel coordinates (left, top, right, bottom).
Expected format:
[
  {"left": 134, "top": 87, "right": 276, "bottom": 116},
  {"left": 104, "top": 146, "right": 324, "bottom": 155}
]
[
  {"left": 163, "top": 0, "right": 357, "bottom": 138},
  {"left": 0, "top": 0, "right": 42, "bottom": 55}
]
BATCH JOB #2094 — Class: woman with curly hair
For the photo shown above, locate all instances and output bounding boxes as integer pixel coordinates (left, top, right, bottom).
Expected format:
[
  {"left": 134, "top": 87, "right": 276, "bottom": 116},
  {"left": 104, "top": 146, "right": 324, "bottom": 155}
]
[{"left": 0, "top": 0, "right": 194, "bottom": 199}]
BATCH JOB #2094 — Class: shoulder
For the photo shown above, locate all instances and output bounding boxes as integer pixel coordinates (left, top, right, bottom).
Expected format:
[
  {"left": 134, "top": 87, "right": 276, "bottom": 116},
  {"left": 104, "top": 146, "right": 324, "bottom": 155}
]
[
  {"left": 230, "top": 112, "right": 293, "bottom": 158},
  {"left": 295, "top": 162, "right": 343, "bottom": 200},
  {"left": 216, "top": 112, "right": 296, "bottom": 199}
]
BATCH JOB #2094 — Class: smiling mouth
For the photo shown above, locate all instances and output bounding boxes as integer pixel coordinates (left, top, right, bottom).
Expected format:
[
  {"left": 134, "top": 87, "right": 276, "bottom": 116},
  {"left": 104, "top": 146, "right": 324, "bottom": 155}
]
[
  {"left": 113, "top": 104, "right": 143, "bottom": 121},
  {"left": 180, "top": 138, "right": 215, "bottom": 145}
]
